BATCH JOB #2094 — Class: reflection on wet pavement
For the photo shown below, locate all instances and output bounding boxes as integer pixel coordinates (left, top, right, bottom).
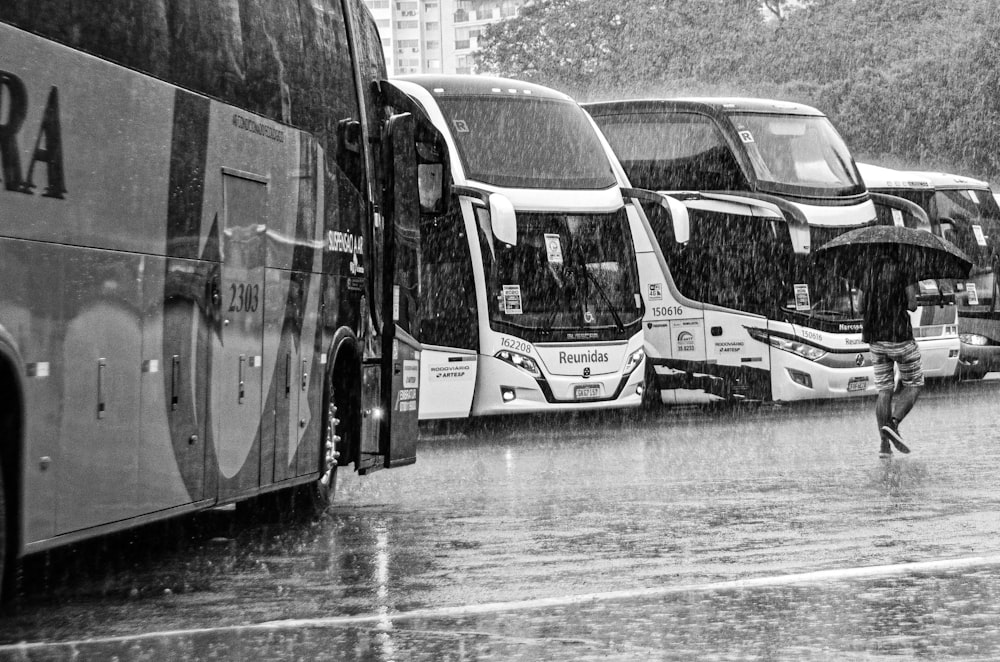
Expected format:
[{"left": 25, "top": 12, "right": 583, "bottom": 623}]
[{"left": 1, "top": 381, "right": 999, "bottom": 659}]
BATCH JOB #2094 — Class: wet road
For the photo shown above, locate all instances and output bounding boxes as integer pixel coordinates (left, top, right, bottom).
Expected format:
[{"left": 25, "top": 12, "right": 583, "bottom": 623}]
[{"left": 2, "top": 379, "right": 1000, "bottom": 659}]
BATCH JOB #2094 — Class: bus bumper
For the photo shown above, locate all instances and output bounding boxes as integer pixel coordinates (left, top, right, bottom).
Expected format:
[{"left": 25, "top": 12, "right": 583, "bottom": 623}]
[
  {"left": 470, "top": 355, "right": 644, "bottom": 416},
  {"left": 769, "top": 351, "right": 875, "bottom": 402}
]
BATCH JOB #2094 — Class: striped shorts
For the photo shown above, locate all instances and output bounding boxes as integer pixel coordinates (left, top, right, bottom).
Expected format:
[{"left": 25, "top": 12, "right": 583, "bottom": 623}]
[{"left": 870, "top": 339, "right": 924, "bottom": 391}]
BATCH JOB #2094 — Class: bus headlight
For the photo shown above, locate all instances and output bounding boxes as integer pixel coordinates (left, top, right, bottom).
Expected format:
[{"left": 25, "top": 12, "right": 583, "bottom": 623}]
[
  {"left": 623, "top": 348, "right": 644, "bottom": 375},
  {"left": 960, "top": 333, "right": 991, "bottom": 346},
  {"left": 747, "top": 327, "right": 827, "bottom": 361},
  {"left": 495, "top": 350, "right": 542, "bottom": 378}
]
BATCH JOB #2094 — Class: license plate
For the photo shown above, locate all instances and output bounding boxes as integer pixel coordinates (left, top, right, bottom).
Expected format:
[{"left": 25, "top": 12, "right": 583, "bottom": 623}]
[
  {"left": 574, "top": 384, "right": 601, "bottom": 399},
  {"left": 847, "top": 376, "right": 868, "bottom": 392}
]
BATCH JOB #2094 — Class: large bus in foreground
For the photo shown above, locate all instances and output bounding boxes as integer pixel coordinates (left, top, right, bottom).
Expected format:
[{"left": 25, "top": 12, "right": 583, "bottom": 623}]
[
  {"left": 381, "top": 76, "right": 694, "bottom": 420},
  {"left": 858, "top": 163, "right": 998, "bottom": 379},
  {"left": 0, "top": 0, "right": 434, "bottom": 598},
  {"left": 586, "top": 98, "right": 915, "bottom": 405}
]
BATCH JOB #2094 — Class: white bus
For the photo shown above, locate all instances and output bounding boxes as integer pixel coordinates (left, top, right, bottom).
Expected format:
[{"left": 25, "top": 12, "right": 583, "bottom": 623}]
[
  {"left": 586, "top": 98, "right": 905, "bottom": 405},
  {"left": 858, "top": 163, "right": 997, "bottom": 379},
  {"left": 380, "top": 76, "right": 691, "bottom": 420}
]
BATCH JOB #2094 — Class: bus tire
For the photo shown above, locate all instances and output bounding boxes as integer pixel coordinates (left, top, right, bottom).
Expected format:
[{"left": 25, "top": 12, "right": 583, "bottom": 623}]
[
  {"left": 640, "top": 362, "right": 661, "bottom": 410},
  {"left": 301, "top": 343, "right": 361, "bottom": 514},
  {"left": 303, "top": 378, "right": 341, "bottom": 513}
]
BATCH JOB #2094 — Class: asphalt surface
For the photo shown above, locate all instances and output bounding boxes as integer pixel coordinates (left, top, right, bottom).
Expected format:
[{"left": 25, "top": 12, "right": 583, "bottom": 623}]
[{"left": 1, "top": 378, "right": 999, "bottom": 660}]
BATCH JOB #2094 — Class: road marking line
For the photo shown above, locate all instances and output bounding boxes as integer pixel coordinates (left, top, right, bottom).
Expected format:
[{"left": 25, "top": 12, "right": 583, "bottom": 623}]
[{"left": 5, "top": 553, "right": 1000, "bottom": 651}]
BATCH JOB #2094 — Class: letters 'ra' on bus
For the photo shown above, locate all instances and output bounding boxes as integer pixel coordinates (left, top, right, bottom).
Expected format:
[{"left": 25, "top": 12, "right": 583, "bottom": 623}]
[
  {"left": 586, "top": 98, "right": 905, "bottom": 405},
  {"left": 0, "top": 0, "right": 440, "bottom": 598},
  {"left": 380, "top": 75, "right": 690, "bottom": 420},
  {"left": 859, "top": 163, "right": 998, "bottom": 380}
]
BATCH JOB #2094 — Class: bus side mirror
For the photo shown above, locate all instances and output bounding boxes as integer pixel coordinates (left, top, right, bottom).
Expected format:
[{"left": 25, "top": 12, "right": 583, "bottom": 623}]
[
  {"left": 416, "top": 138, "right": 450, "bottom": 215},
  {"left": 489, "top": 193, "right": 517, "bottom": 245},
  {"left": 622, "top": 187, "right": 689, "bottom": 244},
  {"left": 660, "top": 194, "right": 690, "bottom": 244}
]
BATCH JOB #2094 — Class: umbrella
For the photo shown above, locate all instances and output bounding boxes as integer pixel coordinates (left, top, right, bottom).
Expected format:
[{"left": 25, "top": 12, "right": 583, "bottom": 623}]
[{"left": 813, "top": 225, "right": 973, "bottom": 282}]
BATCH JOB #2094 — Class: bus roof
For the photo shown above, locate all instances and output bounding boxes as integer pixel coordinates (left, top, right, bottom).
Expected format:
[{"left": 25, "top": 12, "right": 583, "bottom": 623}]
[
  {"left": 858, "top": 162, "right": 989, "bottom": 191},
  {"left": 582, "top": 97, "right": 826, "bottom": 118},
  {"left": 393, "top": 74, "right": 574, "bottom": 102}
]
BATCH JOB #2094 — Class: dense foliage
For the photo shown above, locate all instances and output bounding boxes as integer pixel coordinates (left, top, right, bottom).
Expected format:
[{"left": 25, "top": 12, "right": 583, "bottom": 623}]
[{"left": 476, "top": 0, "right": 1000, "bottom": 184}]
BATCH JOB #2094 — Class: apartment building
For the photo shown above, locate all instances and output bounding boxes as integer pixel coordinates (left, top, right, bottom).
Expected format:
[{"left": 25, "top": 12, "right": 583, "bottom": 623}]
[{"left": 365, "top": 0, "right": 529, "bottom": 75}]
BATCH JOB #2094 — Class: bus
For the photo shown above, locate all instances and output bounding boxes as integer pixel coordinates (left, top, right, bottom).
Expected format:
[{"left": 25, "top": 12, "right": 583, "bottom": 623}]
[
  {"left": 585, "top": 98, "right": 916, "bottom": 405},
  {"left": 0, "top": 0, "right": 438, "bottom": 598},
  {"left": 858, "top": 163, "right": 998, "bottom": 379},
  {"left": 379, "top": 76, "right": 693, "bottom": 420}
]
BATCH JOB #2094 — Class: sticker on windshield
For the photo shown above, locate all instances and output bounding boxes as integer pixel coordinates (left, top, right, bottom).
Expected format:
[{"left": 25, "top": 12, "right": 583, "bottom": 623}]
[
  {"left": 544, "top": 234, "right": 564, "bottom": 264},
  {"left": 794, "top": 284, "right": 811, "bottom": 311},
  {"left": 967, "top": 282, "right": 979, "bottom": 306},
  {"left": 892, "top": 209, "right": 904, "bottom": 227},
  {"left": 453, "top": 119, "right": 470, "bottom": 133},
  {"left": 968, "top": 189, "right": 981, "bottom": 204},
  {"left": 738, "top": 130, "right": 755, "bottom": 143},
  {"left": 648, "top": 283, "right": 663, "bottom": 301},
  {"left": 973, "top": 224, "right": 987, "bottom": 247},
  {"left": 502, "top": 284, "right": 523, "bottom": 314}
]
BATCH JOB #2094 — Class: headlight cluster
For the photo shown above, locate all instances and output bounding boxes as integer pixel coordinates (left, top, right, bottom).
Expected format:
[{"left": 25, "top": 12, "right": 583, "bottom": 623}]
[
  {"left": 623, "top": 348, "right": 644, "bottom": 375},
  {"left": 960, "top": 333, "right": 991, "bottom": 346},
  {"left": 495, "top": 350, "right": 542, "bottom": 377},
  {"left": 747, "top": 327, "right": 827, "bottom": 361}
]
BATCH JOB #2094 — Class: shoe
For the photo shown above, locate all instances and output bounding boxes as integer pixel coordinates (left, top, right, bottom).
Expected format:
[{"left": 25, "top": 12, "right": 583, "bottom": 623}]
[
  {"left": 879, "top": 436, "right": 892, "bottom": 459},
  {"left": 880, "top": 419, "right": 910, "bottom": 454}
]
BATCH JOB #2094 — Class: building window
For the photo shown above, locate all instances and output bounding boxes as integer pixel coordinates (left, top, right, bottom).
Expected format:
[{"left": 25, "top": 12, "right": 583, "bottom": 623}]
[
  {"left": 396, "top": 20, "right": 418, "bottom": 29},
  {"left": 425, "top": 21, "right": 439, "bottom": 32},
  {"left": 425, "top": 40, "right": 440, "bottom": 50}
]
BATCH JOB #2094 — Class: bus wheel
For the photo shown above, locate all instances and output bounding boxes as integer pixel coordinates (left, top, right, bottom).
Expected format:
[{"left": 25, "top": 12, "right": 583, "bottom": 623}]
[
  {"left": 640, "top": 363, "right": 661, "bottom": 410},
  {"left": 309, "top": 392, "right": 341, "bottom": 512}
]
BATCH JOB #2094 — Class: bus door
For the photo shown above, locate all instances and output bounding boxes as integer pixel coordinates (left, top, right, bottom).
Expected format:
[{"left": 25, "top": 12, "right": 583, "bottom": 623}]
[
  {"left": 668, "top": 195, "right": 782, "bottom": 402},
  {"left": 214, "top": 170, "right": 268, "bottom": 498},
  {"left": 370, "top": 113, "right": 423, "bottom": 468},
  {"left": 416, "top": 198, "right": 479, "bottom": 420}
]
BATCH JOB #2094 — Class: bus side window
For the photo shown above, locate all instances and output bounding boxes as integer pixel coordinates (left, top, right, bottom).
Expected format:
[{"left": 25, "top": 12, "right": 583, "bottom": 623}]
[{"left": 419, "top": 209, "right": 478, "bottom": 350}]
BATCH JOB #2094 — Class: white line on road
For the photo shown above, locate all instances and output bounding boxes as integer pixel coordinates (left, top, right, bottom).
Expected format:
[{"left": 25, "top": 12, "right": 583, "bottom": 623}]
[{"left": 5, "top": 553, "right": 1000, "bottom": 652}]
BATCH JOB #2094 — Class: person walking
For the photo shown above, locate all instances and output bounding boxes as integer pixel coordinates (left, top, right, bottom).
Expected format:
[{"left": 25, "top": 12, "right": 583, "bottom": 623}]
[{"left": 859, "top": 248, "right": 923, "bottom": 458}]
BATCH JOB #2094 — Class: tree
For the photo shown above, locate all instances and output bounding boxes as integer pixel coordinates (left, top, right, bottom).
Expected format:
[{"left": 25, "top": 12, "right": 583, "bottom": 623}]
[{"left": 475, "top": 0, "right": 762, "bottom": 99}]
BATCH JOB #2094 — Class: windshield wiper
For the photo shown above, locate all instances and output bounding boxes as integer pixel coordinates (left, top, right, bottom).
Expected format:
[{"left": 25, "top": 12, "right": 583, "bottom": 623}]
[{"left": 574, "top": 265, "right": 625, "bottom": 333}]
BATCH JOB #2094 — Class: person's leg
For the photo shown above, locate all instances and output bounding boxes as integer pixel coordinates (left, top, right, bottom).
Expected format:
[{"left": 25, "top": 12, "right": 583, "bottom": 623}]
[
  {"left": 892, "top": 384, "right": 920, "bottom": 424},
  {"left": 875, "top": 388, "right": 894, "bottom": 430},
  {"left": 892, "top": 340, "right": 924, "bottom": 426},
  {"left": 871, "top": 343, "right": 895, "bottom": 456}
]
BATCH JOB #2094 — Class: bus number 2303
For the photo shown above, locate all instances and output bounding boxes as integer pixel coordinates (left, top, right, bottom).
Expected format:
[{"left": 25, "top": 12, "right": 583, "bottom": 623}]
[
  {"left": 652, "top": 306, "right": 684, "bottom": 317},
  {"left": 228, "top": 283, "right": 260, "bottom": 313}
]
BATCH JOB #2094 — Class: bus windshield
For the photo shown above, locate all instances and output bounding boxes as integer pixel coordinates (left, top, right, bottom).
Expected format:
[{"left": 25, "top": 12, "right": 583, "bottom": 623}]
[
  {"left": 480, "top": 209, "right": 642, "bottom": 341},
  {"left": 729, "top": 113, "right": 865, "bottom": 198},
  {"left": 435, "top": 95, "right": 617, "bottom": 189}
]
